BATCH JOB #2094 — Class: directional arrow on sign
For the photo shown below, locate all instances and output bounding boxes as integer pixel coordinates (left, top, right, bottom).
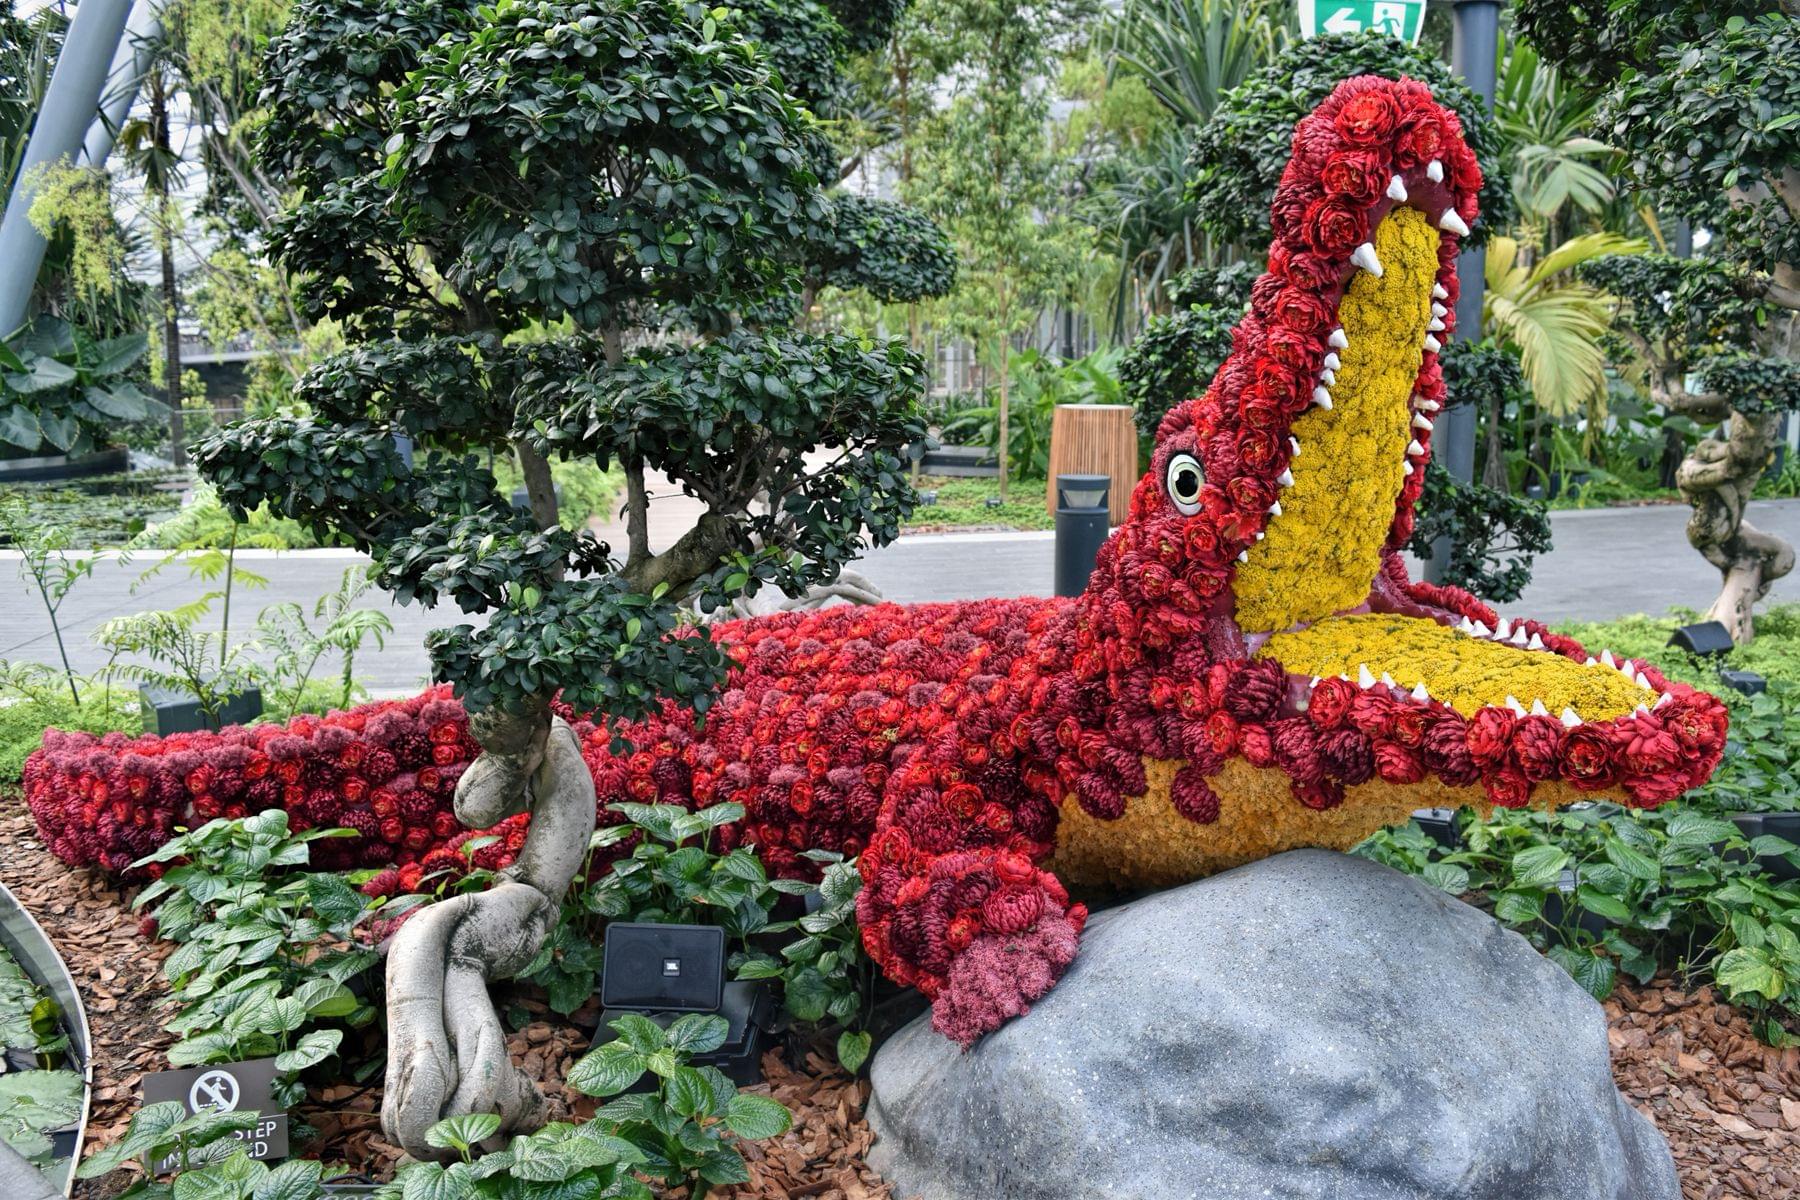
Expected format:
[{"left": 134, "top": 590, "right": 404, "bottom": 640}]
[{"left": 1322, "top": 5, "right": 1362, "bottom": 33}]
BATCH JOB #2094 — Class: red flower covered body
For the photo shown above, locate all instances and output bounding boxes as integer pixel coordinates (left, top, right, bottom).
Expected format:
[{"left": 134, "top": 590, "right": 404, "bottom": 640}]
[{"left": 24, "top": 78, "right": 1728, "bottom": 1048}]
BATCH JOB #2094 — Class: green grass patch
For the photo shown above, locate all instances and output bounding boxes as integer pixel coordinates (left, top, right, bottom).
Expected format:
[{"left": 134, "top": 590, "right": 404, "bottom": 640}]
[{"left": 903, "top": 475, "right": 1055, "bottom": 532}]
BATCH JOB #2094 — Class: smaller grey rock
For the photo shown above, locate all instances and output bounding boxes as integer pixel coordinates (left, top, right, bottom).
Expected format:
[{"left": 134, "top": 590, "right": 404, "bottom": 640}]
[{"left": 867, "top": 849, "right": 1676, "bottom": 1200}]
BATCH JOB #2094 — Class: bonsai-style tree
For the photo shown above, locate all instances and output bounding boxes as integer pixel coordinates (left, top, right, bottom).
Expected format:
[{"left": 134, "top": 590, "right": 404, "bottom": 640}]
[
  {"left": 198, "top": 0, "right": 950, "bottom": 1154},
  {"left": 1582, "top": 254, "right": 1800, "bottom": 640},
  {"left": 1514, "top": 1, "right": 1800, "bottom": 642}
]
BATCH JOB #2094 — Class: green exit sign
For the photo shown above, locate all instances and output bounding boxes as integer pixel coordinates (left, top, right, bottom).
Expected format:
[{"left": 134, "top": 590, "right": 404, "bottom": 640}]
[{"left": 1298, "top": 0, "right": 1427, "bottom": 43}]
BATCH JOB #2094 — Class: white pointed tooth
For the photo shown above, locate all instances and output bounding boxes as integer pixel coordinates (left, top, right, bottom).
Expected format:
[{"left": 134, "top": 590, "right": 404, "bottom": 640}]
[
  {"left": 1268, "top": 500, "right": 1283, "bottom": 516},
  {"left": 1419, "top": 398, "right": 1441, "bottom": 412},
  {"left": 1255, "top": 531, "right": 1265, "bottom": 541},
  {"left": 1560, "top": 707, "right": 1581, "bottom": 727},
  {"left": 1358, "top": 663, "right": 1376, "bottom": 689},
  {"left": 1431, "top": 302, "right": 1448, "bottom": 318},
  {"left": 1312, "top": 387, "right": 1334, "bottom": 410},
  {"left": 1432, "top": 282, "right": 1449, "bottom": 300},
  {"left": 1635, "top": 670, "right": 1653, "bottom": 689},
  {"left": 1584, "top": 656, "right": 1597, "bottom": 667},
  {"left": 1387, "top": 175, "right": 1408, "bottom": 202},
  {"left": 1289, "top": 437, "right": 1301, "bottom": 456},
  {"left": 1380, "top": 672, "right": 1397, "bottom": 688},
  {"left": 1505, "top": 695, "right": 1526, "bottom": 715},
  {"left": 1471, "top": 621, "right": 1491, "bottom": 638},
  {"left": 1277, "top": 468, "right": 1295, "bottom": 487},
  {"left": 1237, "top": 549, "right": 1249, "bottom": 563},
  {"left": 1322, "top": 352, "right": 1341, "bottom": 370},
  {"left": 1511, "top": 627, "right": 1529, "bottom": 647},
  {"left": 1427, "top": 159, "right": 1444, "bottom": 182},
  {"left": 1457, "top": 616, "right": 1473, "bottom": 632},
  {"left": 1320, "top": 369, "right": 1337, "bottom": 386},
  {"left": 1635, "top": 704, "right": 1652, "bottom": 719},
  {"left": 1329, "top": 328, "right": 1349, "bottom": 349},
  {"left": 1407, "top": 439, "right": 1426, "bottom": 457},
  {"left": 1529, "top": 698, "right": 1549, "bottom": 717},
  {"left": 1438, "top": 208, "right": 1470, "bottom": 237},
  {"left": 1616, "top": 656, "right": 1635, "bottom": 676},
  {"left": 1495, "top": 618, "right": 1512, "bottom": 639},
  {"left": 1351, "top": 242, "right": 1384, "bottom": 276},
  {"left": 1410, "top": 681, "right": 1429, "bottom": 702},
  {"left": 1599, "top": 649, "right": 1616, "bottom": 668},
  {"left": 1402, "top": 461, "right": 1414, "bottom": 476},
  {"left": 1412, "top": 413, "right": 1435, "bottom": 431},
  {"left": 1310, "top": 676, "right": 1321, "bottom": 687},
  {"left": 1423, "top": 334, "right": 1443, "bottom": 353},
  {"left": 1654, "top": 693, "right": 1671, "bottom": 709},
  {"left": 1428, "top": 317, "right": 1446, "bottom": 332},
  {"left": 1527, "top": 633, "right": 1544, "bottom": 651}
]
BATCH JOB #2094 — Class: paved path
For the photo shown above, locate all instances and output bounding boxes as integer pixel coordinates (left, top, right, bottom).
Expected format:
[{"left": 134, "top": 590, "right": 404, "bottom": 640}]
[{"left": 4, "top": 499, "right": 1798, "bottom": 695}]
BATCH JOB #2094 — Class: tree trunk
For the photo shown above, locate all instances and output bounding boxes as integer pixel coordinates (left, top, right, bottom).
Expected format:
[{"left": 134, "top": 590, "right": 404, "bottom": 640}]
[
  {"left": 150, "top": 72, "right": 184, "bottom": 467},
  {"left": 514, "top": 442, "right": 559, "bottom": 531},
  {"left": 1658, "top": 422, "right": 1684, "bottom": 490},
  {"left": 382, "top": 706, "right": 596, "bottom": 1159},
  {"left": 1678, "top": 410, "right": 1794, "bottom": 643},
  {"left": 995, "top": 334, "right": 1010, "bottom": 503},
  {"left": 1481, "top": 392, "right": 1508, "bottom": 491}
]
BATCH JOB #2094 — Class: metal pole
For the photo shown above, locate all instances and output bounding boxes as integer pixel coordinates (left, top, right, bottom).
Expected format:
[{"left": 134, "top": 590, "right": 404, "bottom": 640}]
[
  {"left": 0, "top": 0, "right": 135, "bottom": 336},
  {"left": 1425, "top": 0, "right": 1501, "bottom": 582},
  {"left": 80, "top": 0, "right": 164, "bottom": 168}
]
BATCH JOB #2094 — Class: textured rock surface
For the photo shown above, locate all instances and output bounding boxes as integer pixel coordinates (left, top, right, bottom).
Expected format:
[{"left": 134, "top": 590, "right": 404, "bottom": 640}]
[{"left": 867, "top": 849, "right": 1678, "bottom": 1200}]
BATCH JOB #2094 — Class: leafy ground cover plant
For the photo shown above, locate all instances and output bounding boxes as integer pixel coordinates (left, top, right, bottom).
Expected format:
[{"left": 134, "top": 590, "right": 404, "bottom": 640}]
[
  {"left": 736, "top": 850, "right": 875, "bottom": 1073},
  {"left": 76, "top": 1016, "right": 792, "bottom": 1200},
  {"left": 1358, "top": 803, "right": 1800, "bottom": 1043},
  {"left": 0, "top": 940, "right": 81, "bottom": 1182},
  {"left": 555, "top": 1012, "right": 792, "bottom": 1200},
  {"left": 129, "top": 811, "right": 415, "bottom": 1106},
  {"left": 520, "top": 801, "right": 799, "bottom": 1016}
]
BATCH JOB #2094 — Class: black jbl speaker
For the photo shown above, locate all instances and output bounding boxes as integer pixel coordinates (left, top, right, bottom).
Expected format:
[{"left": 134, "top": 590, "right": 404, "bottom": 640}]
[{"left": 601, "top": 923, "right": 725, "bottom": 1013}]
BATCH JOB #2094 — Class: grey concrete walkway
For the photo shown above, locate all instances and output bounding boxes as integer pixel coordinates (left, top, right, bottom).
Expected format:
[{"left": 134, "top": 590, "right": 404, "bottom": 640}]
[{"left": 4, "top": 499, "right": 1798, "bottom": 695}]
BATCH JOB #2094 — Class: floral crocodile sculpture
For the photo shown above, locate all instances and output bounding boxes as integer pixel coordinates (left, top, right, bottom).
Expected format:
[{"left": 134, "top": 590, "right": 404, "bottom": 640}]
[
  {"left": 350, "top": 75, "right": 1743, "bottom": 1155},
  {"left": 575, "top": 75, "right": 1729, "bottom": 1048}
]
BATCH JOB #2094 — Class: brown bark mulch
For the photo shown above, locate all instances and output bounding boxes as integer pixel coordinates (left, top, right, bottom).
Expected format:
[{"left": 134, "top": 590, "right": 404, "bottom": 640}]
[
  {"left": 0, "top": 806, "right": 177, "bottom": 1198},
  {"left": 1608, "top": 978, "right": 1800, "bottom": 1199},
  {"left": 1, "top": 794, "right": 1794, "bottom": 1199}
]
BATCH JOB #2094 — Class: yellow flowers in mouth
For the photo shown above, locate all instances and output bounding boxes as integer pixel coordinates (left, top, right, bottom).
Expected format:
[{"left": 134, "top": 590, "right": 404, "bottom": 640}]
[
  {"left": 1234, "top": 207, "right": 1438, "bottom": 634},
  {"left": 1258, "top": 613, "right": 1653, "bottom": 720}
]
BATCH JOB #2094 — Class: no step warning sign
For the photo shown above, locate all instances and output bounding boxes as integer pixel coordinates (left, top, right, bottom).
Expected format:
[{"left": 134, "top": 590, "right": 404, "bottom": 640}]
[{"left": 142, "top": 1057, "right": 289, "bottom": 1172}]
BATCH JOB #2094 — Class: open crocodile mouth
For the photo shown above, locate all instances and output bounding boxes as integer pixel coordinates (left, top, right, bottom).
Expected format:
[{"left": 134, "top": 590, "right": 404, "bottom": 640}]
[{"left": 1234, "top": 204, "right": 1661, "bottom": 727}]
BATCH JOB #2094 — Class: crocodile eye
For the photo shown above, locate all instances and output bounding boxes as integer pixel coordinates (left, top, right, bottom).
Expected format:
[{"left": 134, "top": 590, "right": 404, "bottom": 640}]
[{"left": 1166, "top": 453, "right": 1204, "bottom": 515}]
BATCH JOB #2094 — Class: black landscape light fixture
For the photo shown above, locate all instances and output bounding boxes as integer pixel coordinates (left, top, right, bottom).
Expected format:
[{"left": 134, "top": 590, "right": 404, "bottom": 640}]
[
  {"left": 598, "top": 923, "right": 776, "bottom": 1086},
  {"left": 1667, "top": 619, "right": 1734, "bottom": 658},
  {"left": 1054, "top": 474, "right": 1110, "bottom": 598},
  {"left": 1666, "top": 619, "right": 1767, "bottom": 695},
  {"left": 1720, "top": 669, "right": 1768, "bottom": 696},
  {"left": 1410, "top": 808, "right": 1459, "bottom": 849}
]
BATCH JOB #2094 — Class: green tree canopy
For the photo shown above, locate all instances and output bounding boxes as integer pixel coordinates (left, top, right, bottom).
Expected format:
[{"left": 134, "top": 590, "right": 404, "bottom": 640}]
[{"left": 201, "top": 0, "right": 950, "bottom": 720}]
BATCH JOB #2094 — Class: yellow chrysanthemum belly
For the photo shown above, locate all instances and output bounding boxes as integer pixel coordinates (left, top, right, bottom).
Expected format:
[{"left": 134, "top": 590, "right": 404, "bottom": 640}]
[{"left": 1233, "top": 206, "right": 1439, "bottom": 634}]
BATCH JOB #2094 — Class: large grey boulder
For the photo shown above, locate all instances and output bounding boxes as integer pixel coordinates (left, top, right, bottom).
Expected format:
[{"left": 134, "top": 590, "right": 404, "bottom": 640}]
[{"left": 867, "top": 849, "right": 1676, "bottom": 1200}]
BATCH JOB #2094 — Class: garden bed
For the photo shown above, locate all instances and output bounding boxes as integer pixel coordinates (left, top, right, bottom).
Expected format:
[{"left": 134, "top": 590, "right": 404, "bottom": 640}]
[{"left": 1, "top": 794, "right": 1796, "bottom": 1200}]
